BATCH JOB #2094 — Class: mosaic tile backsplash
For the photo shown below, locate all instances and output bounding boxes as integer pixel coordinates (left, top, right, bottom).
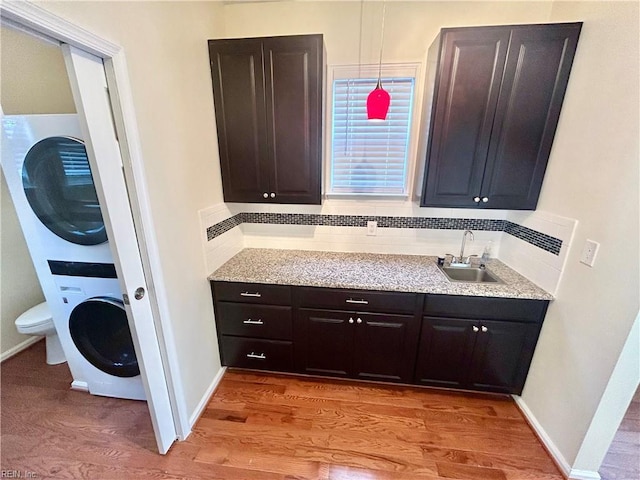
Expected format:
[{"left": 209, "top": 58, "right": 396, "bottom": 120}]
[{"left": 206, "top": 212, "right": 562, "bottom": 256}]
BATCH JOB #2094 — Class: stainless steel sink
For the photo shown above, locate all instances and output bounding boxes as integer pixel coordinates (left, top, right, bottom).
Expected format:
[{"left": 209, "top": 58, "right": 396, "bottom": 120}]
[{"left": 438, "top": 265, "right": 503, "bottom": 284}]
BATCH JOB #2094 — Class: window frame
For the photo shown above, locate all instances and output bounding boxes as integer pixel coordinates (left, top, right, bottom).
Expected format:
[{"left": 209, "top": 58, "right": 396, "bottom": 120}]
[{"left": 325, "top": 63, "right": 423, "bottom": 199}]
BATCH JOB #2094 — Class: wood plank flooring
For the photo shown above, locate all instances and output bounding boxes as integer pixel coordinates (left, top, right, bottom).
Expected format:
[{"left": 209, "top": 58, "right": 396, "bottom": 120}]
[
  {"left": 600, "top": 387, "right": 640, "bottom": 480},
  {"left": 1, "top": 341, "right": 566, "bottom": 479}
]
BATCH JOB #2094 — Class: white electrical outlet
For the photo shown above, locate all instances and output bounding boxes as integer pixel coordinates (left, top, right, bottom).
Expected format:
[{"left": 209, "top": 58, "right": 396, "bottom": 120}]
[
  {"left": 580, "top": 239, "right": 600, "bottom": 267},
  {"left": 367, "top": 221, "right": 377, "bottom": 236}
]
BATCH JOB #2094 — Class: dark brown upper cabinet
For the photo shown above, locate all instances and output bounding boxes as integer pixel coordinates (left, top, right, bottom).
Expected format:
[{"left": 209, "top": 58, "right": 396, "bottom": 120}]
[
  {"left": 208, "top": 35, "right": 323, "bottom": 204},
  {"left": 417, "top": 23, "right": 582, "bottom": 210}
]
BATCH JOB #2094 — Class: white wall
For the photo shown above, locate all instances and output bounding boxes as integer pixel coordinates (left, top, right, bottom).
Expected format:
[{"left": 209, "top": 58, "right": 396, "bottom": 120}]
[
  {"left": 517, "top": 0, "right": 640, "bottom": 474},
  {"left": 0, "top": 172, "right": 45, "bottom": 357},
  {"left": 0, "top": 25, "right": 75, "bottom": 359},
  {"left": 33, "top": 1, "right": 231, "bottom": 420}
]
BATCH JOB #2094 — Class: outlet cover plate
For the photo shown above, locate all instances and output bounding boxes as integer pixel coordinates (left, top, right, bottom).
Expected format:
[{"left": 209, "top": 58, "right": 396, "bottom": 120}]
[
  {"left": 367, "top": 221, "right": 377, "bottom": 236},
  {"left": 580, "top": 239, "right": 600, "bottom": 267}
]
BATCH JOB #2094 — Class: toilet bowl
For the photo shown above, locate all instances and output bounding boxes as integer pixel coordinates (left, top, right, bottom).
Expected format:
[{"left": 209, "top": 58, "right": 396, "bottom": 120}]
[{"left": 15, "top": 302, "right": 66, "bottom": 365}]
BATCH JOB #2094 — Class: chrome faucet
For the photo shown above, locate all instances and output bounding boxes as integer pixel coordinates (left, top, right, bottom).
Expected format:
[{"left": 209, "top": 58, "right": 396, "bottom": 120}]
[{"left": 447, "top": 230, "right": 475, "bottom": 266}]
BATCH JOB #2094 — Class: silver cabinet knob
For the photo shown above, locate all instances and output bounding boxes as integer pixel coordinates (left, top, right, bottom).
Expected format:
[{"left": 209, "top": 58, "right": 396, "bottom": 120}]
[
  {"left": 356, "top": 318, "right": 363, "bottom": 324},
  {"left": 348, "top": 318, "right": 354, "bottom": 324},
  {"left": 472, "top": 326, "right": 479, "bottom": 332},
  {"left": 482, "top": 197, "right": 489, "bottom": 203},
  {"left": 473, "top": 196, "right": 481, "bottom": 203},
  {"left": 134, "top": 287, "right": 145, "bottom": 300},
  {"left": 270, "top": 192, "right": 276, "bottom": 198},
  {"left": 481, "top": 325, "right": 488, "bottom": 333},
  {"left": 263, "top": 192, "right": 268, "bottom": 198}
]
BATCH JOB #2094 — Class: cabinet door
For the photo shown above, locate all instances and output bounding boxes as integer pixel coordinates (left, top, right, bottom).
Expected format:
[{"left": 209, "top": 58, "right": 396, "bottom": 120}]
[
  {"left": 208, "top": 39, "right": 270, "bottom": 202},
  {"left": 263, "top": 35, "right": 322, "bottom": 204},
  {"left": 467, "top": 320, "right": 541, "bottom": 394},
  {"left": 295, "top": 309, "right": 354, "bottom": 378},
  {"left": 481, "top": 23, "right": 581, "bottom": 209},
  {"left": 353, "top": 312, "right": 419, "bottom": 384},
  {"left": 421, "top": 28, "right": 510, "bottom": 207},
  {"left": 414, "top": 317, "right": 477, "bottom": 388}
]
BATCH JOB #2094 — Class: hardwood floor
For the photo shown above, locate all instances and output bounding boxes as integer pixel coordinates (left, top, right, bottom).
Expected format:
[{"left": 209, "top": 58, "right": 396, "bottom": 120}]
[
  {"left": 1, "top": 341, "right": 565, "bottom": 479},
  {"left": 600, "top": 387, "right": 640, "bottom": 480}
]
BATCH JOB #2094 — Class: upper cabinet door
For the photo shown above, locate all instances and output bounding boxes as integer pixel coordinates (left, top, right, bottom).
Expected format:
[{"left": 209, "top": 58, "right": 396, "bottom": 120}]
[
  {"left": 419, "top": 23, "right": 581, "bottom": 210},
  {"left": 263, "top": 35, "right": 322, "bottom": 204},
  {"left": 208, "top": 39, "right": 269, "bottom": 203},
  {"left": 422, "top": 28, "right": 510, "bottom": 208},
  {"left": 208, "top": 35, "right": 323, "bottom": 204},
  {"left": 481, "top": 23, "right": 582, "bottom": 210}
]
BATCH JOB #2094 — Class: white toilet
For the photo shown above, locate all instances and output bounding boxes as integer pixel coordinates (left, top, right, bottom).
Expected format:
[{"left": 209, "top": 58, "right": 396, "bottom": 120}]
[{"left": 15, "top": 302, "right": 66, "bottom": 365}]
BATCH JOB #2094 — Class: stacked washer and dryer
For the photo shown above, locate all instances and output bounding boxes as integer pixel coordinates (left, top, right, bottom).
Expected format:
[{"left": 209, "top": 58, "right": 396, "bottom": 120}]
[{"left": 2, "top": 114, "right": 145, "bottom": 400}]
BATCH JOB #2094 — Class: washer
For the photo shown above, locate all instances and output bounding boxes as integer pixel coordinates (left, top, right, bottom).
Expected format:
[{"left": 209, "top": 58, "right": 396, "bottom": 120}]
[
  {"left": 51, "top": 264, "right": 145, "bottom": 401},
  {"left": 1, "top": 114, "right": 113, "bottom": 264}
]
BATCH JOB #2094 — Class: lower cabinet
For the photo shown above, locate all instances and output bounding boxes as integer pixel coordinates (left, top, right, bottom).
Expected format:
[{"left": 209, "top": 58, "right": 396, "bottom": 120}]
[
  {"left": 211, "top": 281, "right": 295, "bottom": 373},
  {"left": 415, "top": 295, "right": 548, "bottom": 394},
  {"left": 295, "top": 309, "right": 419, "bottom": 383},
  {"left": 211, "top": 281, "right": 548, "bottom": 395}
]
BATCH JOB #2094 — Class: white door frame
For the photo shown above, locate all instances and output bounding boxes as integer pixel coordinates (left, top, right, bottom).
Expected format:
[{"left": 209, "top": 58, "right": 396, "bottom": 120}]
[{"left": 0, "top": 2, "right": 191, "bottom": 442}]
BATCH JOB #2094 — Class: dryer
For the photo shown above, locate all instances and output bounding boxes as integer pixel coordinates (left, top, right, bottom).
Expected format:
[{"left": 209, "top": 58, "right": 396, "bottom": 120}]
[{"left": 1, "top": 114, "right": 113, "bottom": 264}]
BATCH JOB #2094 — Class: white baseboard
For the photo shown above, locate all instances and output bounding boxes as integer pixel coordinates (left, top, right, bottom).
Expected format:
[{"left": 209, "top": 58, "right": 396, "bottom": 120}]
[
  {"left": 513, "top": 396, "right": 602, "bottom": 480},
  {"left": 184, "top": 366, "right": 227, "bottom": 439},
  {"left": 568, "top": 469, "right": 601, "bottom": 480},
  {"left": 513, "top": 396, "right": 573, "bottom": 476},
  {"left": 0, "top": 336, "right": 43, "bottom": 363}
]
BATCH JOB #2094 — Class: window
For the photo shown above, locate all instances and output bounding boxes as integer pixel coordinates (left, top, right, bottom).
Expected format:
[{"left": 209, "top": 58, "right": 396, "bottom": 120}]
[{"left": 329, "top": 64, "right": 418, "bottom": 196}]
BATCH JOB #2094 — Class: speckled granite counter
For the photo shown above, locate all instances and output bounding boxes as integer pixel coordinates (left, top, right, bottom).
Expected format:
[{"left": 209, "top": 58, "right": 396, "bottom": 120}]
[{"left": 208, "top": 249, "right": 553, "bottom": 300}]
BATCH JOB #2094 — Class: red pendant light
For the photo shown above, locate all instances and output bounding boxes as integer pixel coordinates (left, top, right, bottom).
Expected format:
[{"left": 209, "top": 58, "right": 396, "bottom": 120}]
[
  {"left": 367, "top": 79, "right": 390, "bottom": 120},
  {"left": 367, "top": 1, "right": 389, "bottom": 121}
]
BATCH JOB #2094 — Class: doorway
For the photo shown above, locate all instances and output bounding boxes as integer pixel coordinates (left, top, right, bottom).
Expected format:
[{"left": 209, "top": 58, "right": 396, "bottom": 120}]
[
  {"left": 0, "top": 12, "right": 178, "bottom": 453},
  {"left": 599, "top": 387, "right": 640, "bottom": 479}
]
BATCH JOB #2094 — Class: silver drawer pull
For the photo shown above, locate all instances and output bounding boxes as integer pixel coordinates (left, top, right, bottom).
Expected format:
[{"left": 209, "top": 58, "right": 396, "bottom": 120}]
[
  {"left": 240, "top": 292, "right": 262, "bottom": 298},
  {"left": 346, "top": 298, "right": 369, "bottom": 305},
  {"left": 243, "top": 319, "right": 264, "bottom": 325},
  {"left": 246, "top": 352, "right": 266, "bottom": 360}
]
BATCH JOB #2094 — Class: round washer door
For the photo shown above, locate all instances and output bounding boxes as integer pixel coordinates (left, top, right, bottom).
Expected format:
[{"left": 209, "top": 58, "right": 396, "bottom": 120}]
[
  {"left": 69, "top": 297, "right": 140, "bottom": 378},
  {"left": 22, "top": 136, "right": 107, "bottom": 245}
]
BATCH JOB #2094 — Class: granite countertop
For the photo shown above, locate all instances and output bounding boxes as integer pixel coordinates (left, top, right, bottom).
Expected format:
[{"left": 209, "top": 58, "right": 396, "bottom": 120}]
[{"left": 208, "top": 248, "right": 554, "bottom": 301}]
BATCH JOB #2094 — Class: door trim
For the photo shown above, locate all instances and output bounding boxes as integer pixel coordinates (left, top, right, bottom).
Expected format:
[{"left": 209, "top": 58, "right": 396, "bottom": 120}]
[{"left": 0, "top": 1, "right": 190, "bottom": 440}]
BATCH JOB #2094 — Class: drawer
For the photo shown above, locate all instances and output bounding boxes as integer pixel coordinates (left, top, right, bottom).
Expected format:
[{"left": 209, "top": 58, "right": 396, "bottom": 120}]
[
  {"left": 424, "top": 295, "right": 549, "bottom": 323},
  {"left": 213, "top": 281, "right": 291, "bottom": 305},
  {"left": 216, "top": 303, "right": 292, "bottom": 340},
  {"left": 297, "top": 287, "right": 417, "bottom": 314},
  {"left": 220, "top": 336, "right": 293, "bottom": 372}
]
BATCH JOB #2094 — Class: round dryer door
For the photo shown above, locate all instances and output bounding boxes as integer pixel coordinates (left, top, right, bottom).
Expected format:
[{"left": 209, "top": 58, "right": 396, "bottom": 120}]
[
  {"left": 69, "top": 297, "right": 140, "bottom": 378},
  {"left": 22, "top": 136, "right": 107, "bottom": 245}
]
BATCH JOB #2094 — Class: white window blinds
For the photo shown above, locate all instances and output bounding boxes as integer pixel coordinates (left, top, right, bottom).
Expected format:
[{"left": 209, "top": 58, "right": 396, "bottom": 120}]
[{"left": 330, "top": 76, "right": 415, "bottom": 195}]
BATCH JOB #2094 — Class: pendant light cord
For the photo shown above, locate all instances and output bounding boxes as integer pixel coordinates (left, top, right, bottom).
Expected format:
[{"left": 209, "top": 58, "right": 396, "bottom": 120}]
[{"left": 377, "top": 1, "right": 386, "bottom": 83}]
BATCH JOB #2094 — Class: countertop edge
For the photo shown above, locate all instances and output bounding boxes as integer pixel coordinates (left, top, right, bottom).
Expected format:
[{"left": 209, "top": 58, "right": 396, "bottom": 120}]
[{"left": 207, "top": 249, "right": 554, "bottom": 301}]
